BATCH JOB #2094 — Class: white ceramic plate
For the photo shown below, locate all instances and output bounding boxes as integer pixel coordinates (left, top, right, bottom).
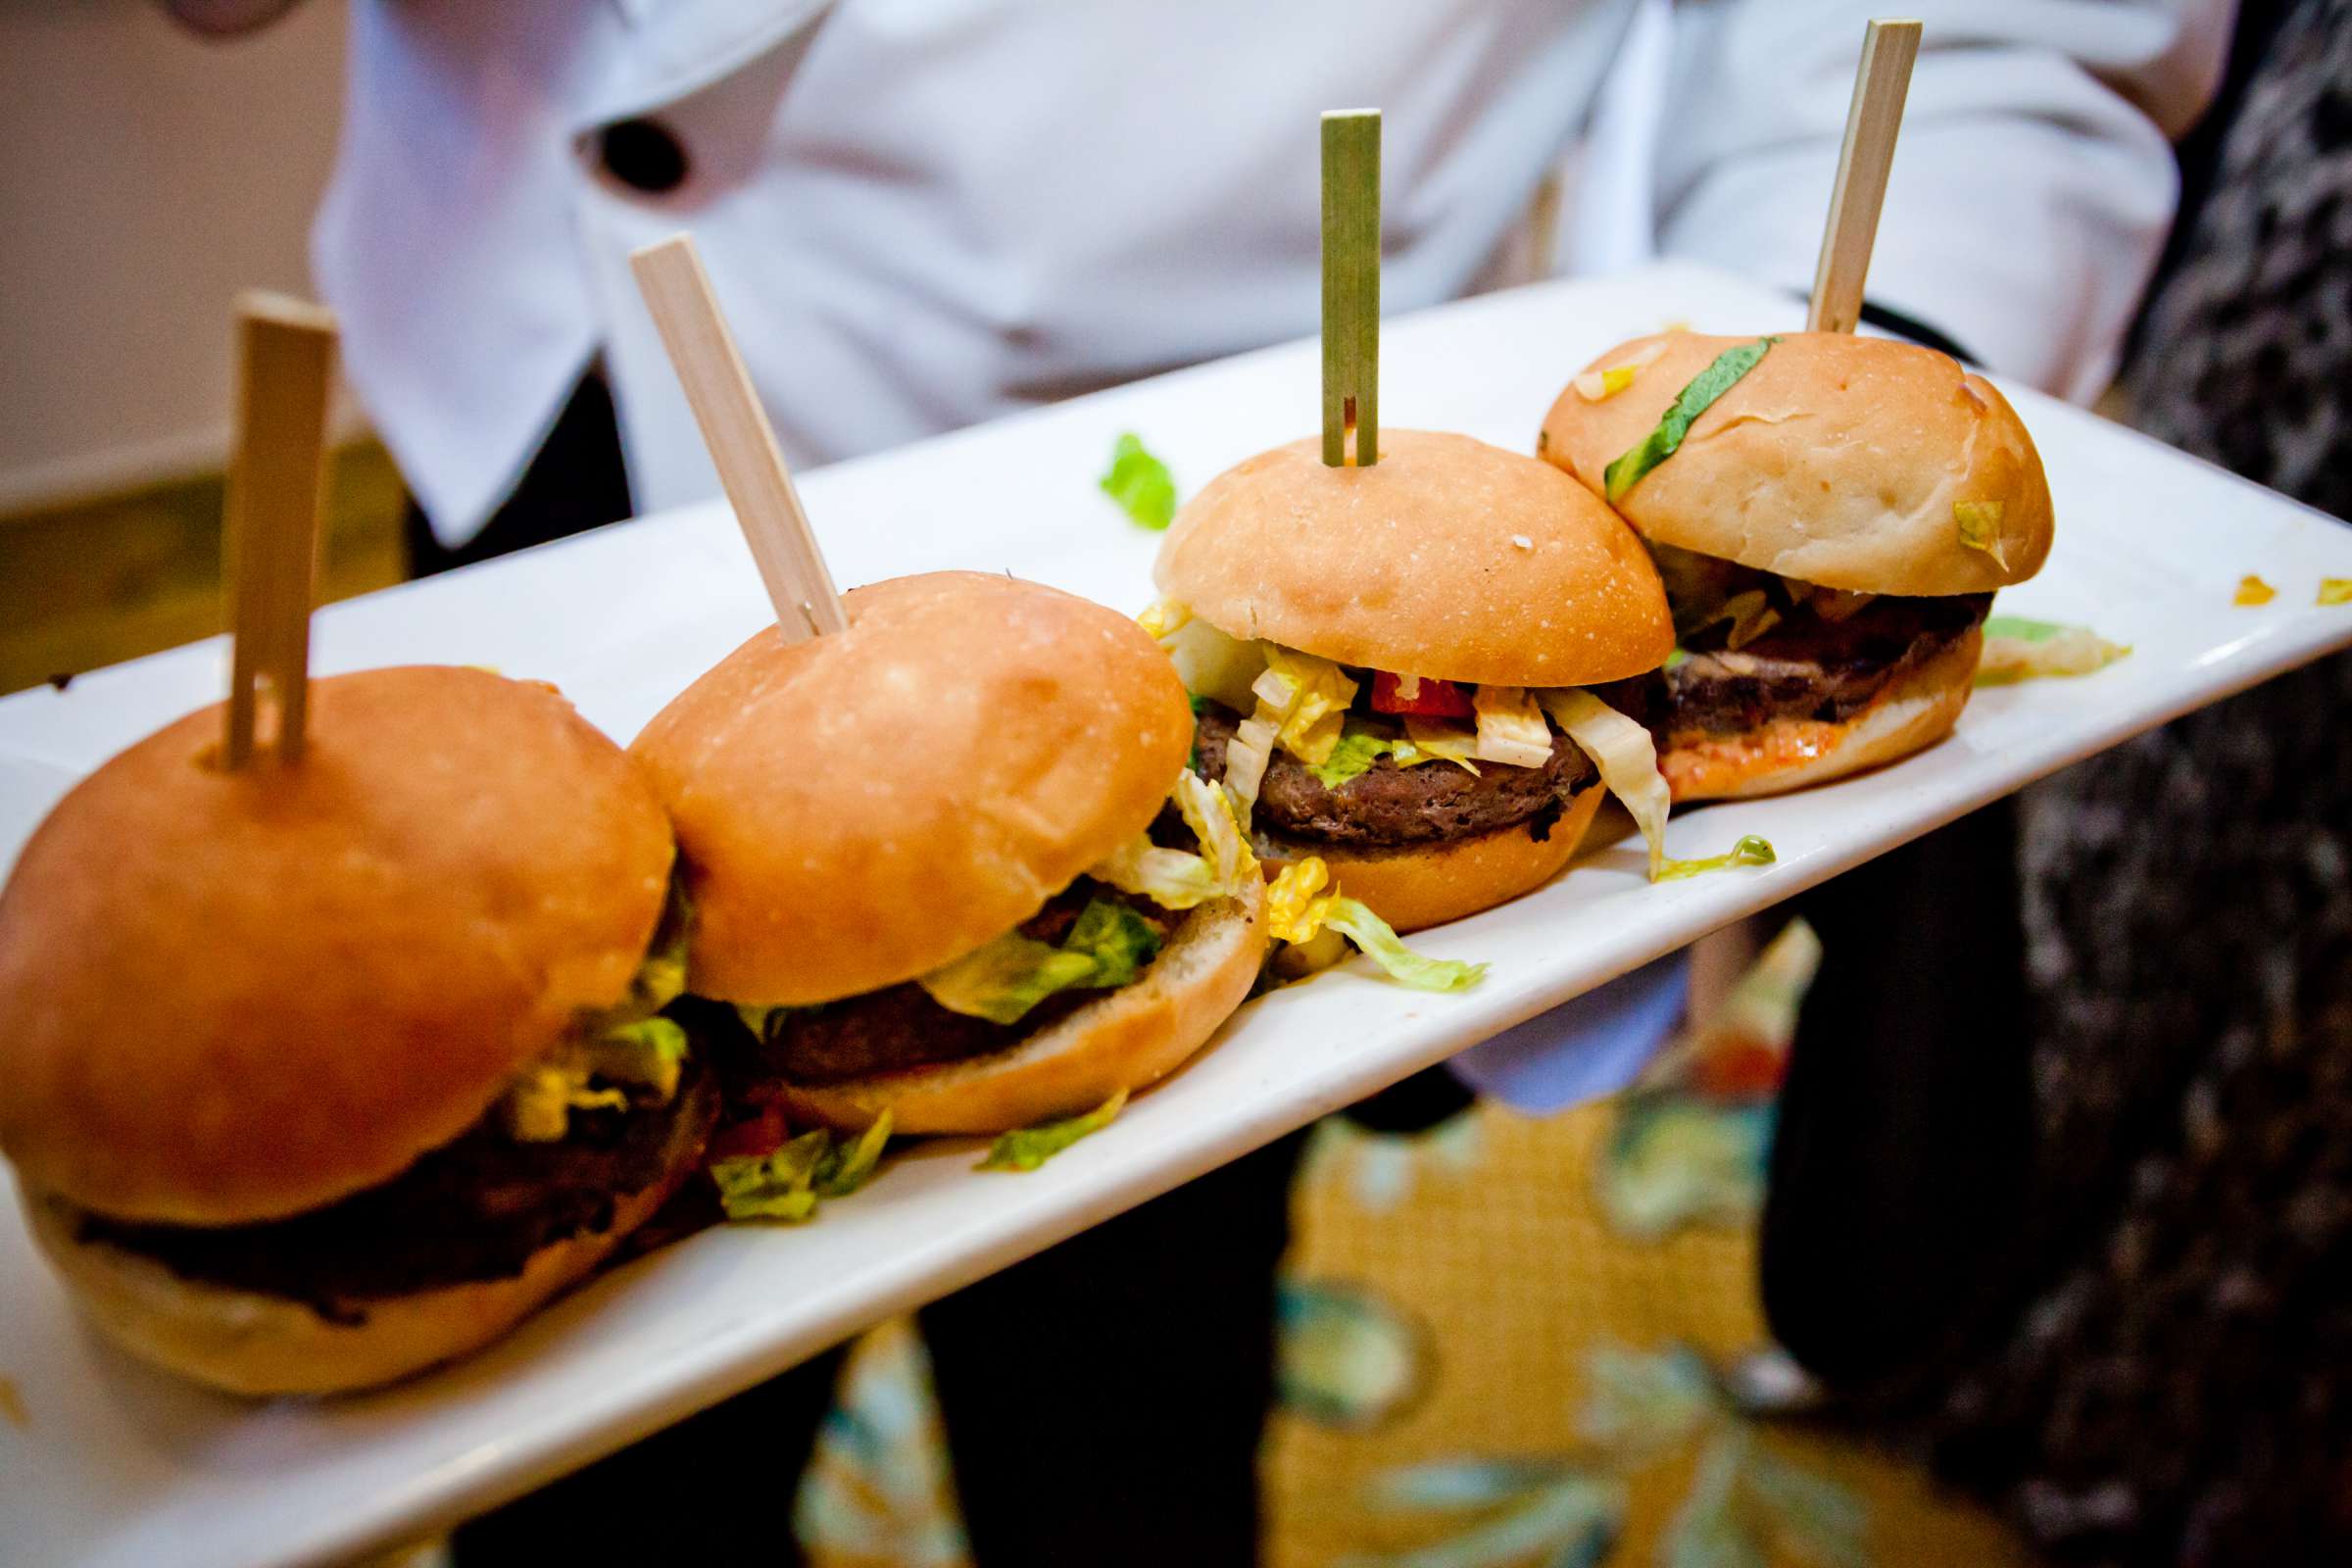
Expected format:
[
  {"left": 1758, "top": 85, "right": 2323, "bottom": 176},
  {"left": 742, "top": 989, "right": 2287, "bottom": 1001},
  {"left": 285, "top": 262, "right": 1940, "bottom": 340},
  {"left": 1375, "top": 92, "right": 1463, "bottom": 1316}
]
[{"left": 3, "top": 264, "right": 2349, "bottom": 1568}]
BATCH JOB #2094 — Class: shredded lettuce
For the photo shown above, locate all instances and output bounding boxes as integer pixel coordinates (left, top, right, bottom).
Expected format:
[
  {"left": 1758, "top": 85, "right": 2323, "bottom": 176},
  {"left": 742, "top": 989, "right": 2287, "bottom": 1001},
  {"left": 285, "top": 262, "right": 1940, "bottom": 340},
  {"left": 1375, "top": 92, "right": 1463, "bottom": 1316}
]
[
  {"left": 1101, "top": 433, "right": 1177, "bottom": 529},
  {"left": 1572, "top": 339, "right": 1671, "bottom": 402},
  {"left": 1797, "top": 583, "right": 1877, "bottom": 623},
  {"left": 1091, "top": 769, "right": 1256, "bottom": 909},
  {"left": 1689, "top": 588, "right": 1781, "bottom": 651},
  {"left": 587, "top": 1016, "right": 689, "bottom": 1101},
  {"left": 1090, "top": 837, "right": 1227, "bottom": 909},
  {"left": 980, "top": 1091, "right": 1127, "bottom": 1171},
  {"left": 1653, "top": 835, "right": 1777, "bottom": 882},
  {"left": 1472, "top": 684, "right": 1554, "bottom": 768},
  {"left": 1319, "top": 900, "right": 1487, "bottom": 992},
  {"left": 819, "top": 1115, "right": 894, "bottom": 1197},
  {"left": 2234, "top": 574, "right": 2277, "bottom": 606},
  {"left": 1224, "top": 713, "right": 1279, "bottom": 819},
  {"left": 1306, "top": 730, "right": 1393, "bottom": 787},
  {"left": 1138, "top": 598, "right": 1191, "bottom": 639},
  {"left": 2322, "top": 577, "right": 2352, "bottom": 606},
  {"left": 1402, "top": 718, "right": 1483, "bottom": 775},
  {"left": 1604, "top": 337, "right": 1778, "bottom": 501},
  {"left": 1976, "top": 615, "right": 2131, "bottom": 685},
  {"left": 1264, "top": 856, "right": 1333, "bottom": 944},
  {"left": 712, "top": 1112, "right": 894, "bottom": 1222},
  {"left": 1537, "top": 688, "right": 1673, "bottom": 880},
  {"left": 1175, "top": 767, "right": 1254, "bottom": 889},
  {"left": 1265, "top": 858, "right": 1486, "bottom": 992},
  {"left": 1261, "top": 647, "right": 1359, "bottom": 766},
  {"left": 502, "top": 919, "right": 695, "bottom": 1142},
  {"left": 1155, "top": 608, "right": 1266, "bottom": 714},
  {"left": 1955, "top": 501, "right": 2011, "bottom": 570},
  {"left": 1304, "top": 723, "right": 1446, "bottom": 787},
  {"left": 500, "top": 1061, "right": 628, "bottom": 1143},
  {"left": 918, "top": 899, "right": 1161, "bottom": 1025}
]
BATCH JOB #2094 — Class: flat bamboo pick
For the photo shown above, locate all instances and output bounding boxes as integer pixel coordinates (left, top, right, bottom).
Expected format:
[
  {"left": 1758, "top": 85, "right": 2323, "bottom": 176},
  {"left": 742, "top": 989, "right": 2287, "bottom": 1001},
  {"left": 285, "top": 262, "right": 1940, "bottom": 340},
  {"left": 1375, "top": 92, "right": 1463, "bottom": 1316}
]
[
  {"left": 1322, "top": 108, "right": 1381, "bottom": 467},
  {"left": 221, "top": 290, "right": 337, "bottom": 769},
  {"left": 1806, "top": 19, "right": 1923, "bottom": 335},
  {"left": 630, "top": 234, "right": 847, "bottom": 641}
]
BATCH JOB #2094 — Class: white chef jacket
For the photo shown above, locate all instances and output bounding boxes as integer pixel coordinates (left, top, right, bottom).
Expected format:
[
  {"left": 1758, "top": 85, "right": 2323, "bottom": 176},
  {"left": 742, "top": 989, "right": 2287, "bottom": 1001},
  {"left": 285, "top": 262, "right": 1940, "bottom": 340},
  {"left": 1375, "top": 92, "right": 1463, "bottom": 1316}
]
[{"left": 316, "top": 0, "right": 2232, "bottom": 547}]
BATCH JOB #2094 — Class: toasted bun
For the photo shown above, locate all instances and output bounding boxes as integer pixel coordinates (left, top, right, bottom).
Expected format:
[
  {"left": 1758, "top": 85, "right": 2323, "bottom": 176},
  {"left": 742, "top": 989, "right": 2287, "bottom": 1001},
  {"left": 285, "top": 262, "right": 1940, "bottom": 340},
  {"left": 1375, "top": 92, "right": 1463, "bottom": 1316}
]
[
  {"left": 1658, "top": 629, "right": 1981, "bottom": 803},
  {"left": 0, "top": 667, "right": 673, "bottom": 1228},
  {"left": 777, "top": 881, "right": 1266, "bottom": 1135},
  {"left": 1154, "top": 430, "right": 1672, "bottom": 685},
  {"left": 1257, "top": 787, "right": 1604, "bottom": 934},
  {"left": 632, "top": 572, "right": 1194, "bottom": 1007},
  {"left": 1540, "top": 333, "right": 2052, "bottom": 597},
  {"left": 24, "top": 1071, "right": 715, "bottom": 1396}
]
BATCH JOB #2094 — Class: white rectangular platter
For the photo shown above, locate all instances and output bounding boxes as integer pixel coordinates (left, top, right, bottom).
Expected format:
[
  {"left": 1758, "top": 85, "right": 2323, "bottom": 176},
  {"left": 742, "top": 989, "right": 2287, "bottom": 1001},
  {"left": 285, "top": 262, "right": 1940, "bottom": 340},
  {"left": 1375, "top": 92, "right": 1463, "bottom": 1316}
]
[{"left": 4, "top": 263, "right": 2350, "bottom": 1568}]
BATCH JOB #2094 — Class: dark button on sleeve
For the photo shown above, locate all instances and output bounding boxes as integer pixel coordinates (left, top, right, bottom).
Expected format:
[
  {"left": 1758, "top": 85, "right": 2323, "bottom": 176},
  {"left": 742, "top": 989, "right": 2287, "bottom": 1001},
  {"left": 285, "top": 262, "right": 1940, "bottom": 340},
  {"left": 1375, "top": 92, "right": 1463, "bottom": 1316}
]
[{"left": 599, "top": 119, "right": 689, "bottom": 195}]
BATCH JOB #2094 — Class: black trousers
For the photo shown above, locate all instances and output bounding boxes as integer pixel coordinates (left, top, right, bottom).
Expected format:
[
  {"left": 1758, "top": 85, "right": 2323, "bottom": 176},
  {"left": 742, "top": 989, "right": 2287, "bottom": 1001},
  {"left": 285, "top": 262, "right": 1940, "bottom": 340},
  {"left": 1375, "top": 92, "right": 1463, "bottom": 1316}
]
[{"left": 1761, "top": 803, "right": 2036, "bottom": 1395}]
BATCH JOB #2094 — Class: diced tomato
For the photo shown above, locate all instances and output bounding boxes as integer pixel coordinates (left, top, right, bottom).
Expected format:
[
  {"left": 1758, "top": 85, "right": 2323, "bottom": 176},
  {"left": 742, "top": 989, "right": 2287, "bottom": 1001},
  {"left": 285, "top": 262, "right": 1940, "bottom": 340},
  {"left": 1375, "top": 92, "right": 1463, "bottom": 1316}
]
[
  {"left": 1369, "top": 670, "right": 1475, "bottom": 718},
  {"left": 706, "top": 1105, "right": 789, "bottom": 1163}
]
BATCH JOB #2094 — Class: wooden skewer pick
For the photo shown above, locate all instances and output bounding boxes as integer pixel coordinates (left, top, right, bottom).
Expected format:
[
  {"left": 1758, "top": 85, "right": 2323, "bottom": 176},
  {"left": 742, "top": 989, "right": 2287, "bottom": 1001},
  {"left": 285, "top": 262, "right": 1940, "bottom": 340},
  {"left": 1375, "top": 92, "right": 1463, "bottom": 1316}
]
[
  {"left": 630, "top": 234, "right": 848, "bottom": 642},
  {"left": 221, "top": 290, "right": 337, "bottom": 770},
  {"left": 1806, "top": 19, "right": 1923, "bottom": 335},
  {"left": 1322, "top": 108, "right": 1381, "bottom": 468}
]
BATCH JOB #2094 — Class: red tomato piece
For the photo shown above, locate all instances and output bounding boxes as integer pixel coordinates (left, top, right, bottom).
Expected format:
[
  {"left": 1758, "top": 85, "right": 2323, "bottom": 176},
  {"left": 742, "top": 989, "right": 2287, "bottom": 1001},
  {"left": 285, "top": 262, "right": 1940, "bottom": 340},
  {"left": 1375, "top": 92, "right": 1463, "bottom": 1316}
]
[
  {"left": 706, "top": 1105, "right": 789, "bottom": 1163},
  {"left": 1369, "top": 670, "right": 1475, "bottom": 718}
]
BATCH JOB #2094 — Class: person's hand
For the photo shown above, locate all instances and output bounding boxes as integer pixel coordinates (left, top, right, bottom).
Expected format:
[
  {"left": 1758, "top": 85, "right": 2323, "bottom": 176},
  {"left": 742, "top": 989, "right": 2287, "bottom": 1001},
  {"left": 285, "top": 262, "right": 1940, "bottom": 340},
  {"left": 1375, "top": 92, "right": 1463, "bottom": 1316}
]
[{"left": 154, "top": 0, "right": 309, "bottom": 38}]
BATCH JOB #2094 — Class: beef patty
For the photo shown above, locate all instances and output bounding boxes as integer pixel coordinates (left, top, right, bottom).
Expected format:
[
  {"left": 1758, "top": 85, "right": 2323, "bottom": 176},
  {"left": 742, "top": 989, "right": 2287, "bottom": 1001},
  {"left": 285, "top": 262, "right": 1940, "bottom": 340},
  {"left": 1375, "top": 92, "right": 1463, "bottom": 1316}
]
[
  {"left": 739, "top": 879, "right": 1171, "bottom": 1088},
  {"left": 80, "top": 1055, "right": 718, "bottom": 1320},
  {"left": 1598, "top": 593, "right": 1991, "bottom": 740},
  {"left": 1192, "top": 706, "right": 1597, "bottom": 850}
]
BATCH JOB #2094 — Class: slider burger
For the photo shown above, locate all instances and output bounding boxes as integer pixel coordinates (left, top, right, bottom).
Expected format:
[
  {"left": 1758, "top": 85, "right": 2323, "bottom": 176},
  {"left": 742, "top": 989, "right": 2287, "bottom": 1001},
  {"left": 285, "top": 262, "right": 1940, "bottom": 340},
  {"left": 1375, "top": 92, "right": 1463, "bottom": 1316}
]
[
  {"left": 0, "top": 668, "right": 707, "bottom": 1396},
  {"left": 628, "top": 570, "right": 1265, "bottom": 1136},
  {"left": 1149, "top": 428, "right": 1682, "bottom": 933},
  {"left": 1539, "top": 331, "right": 2053, "bottom": 801}
]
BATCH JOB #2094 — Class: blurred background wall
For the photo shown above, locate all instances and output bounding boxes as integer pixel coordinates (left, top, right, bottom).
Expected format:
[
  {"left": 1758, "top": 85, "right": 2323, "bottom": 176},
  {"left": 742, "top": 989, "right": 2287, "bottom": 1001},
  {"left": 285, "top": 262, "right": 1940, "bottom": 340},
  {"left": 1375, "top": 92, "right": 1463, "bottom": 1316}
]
[{"left": 0, "top": 2, "right": 349, "bottom": 515}]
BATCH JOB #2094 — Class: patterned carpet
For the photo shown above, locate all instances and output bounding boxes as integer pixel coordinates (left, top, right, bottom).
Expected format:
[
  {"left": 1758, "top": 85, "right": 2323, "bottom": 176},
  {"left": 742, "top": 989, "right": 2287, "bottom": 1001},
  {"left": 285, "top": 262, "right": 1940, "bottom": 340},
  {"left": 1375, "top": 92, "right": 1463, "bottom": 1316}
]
[{"left": 797, "top": 922, "right": 2034, "bottom": 1567}]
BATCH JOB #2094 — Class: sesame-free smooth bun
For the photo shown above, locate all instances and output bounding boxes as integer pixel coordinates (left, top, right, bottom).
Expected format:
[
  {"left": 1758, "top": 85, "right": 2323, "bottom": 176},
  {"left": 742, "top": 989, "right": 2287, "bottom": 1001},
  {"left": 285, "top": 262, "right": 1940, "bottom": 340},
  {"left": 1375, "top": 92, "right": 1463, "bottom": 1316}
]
[
  {"left": 1154, "top": 430, "right": 1673, "bottom": 685},
  {"left": 22, "top": 1071, "right": 715, "bottom": 1396},
  {"left": 630, "top": 571, "right": 1195, "bottom": 1007},
  {"left": 0, "top": 667, "right": 674, "bottom": 1229},
  {"left": 778, "top": 882, "right": 1266, "bottom": 1135},
  {"left": 1255, "top": 786, "right": 1604, "bottom": 935},
  {"left": 1540, "top": 333, "right": 2052, "bottom": 597}
]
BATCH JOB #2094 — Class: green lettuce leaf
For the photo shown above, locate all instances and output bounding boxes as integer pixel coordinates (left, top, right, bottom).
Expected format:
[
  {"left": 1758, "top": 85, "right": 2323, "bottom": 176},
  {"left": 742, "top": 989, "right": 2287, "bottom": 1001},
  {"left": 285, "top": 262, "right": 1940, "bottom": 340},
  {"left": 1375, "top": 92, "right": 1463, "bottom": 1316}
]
[
  {"left": 1307, "top": 730, "right": 1396, "bottom": 787},
  {"left": 1064, "top": 900, "right": 1156, "bottom": 988},
  {"left": 814, "top": 1114, "right": 894, "bottom": 1199},
  {"left": 1101, "top": 433, "right": 1177, "bottom": 529},
  {"left": 713, "top": 1112, "right": 895, "bottom": 1221},
  {"left": 586, "top": 1015, "right": 690, "bottom": 1100},
  {"left": 980, "top": 1090, "right": 1129, "bottom": 1172},
  {"left": 1537, "top": 688, "right": 1673, "bottom": 880},
  {"left": 1980, "top": 613, "right": 2068, "bottom": 642},
  {"left": 1976, "top": 617, "right": 2131, "bottom": 686},
  {"left": 918, "top": 899, "right": 1162, "bottom": 1025},
  {"left": 1604, "top": 337, "right": 1779, "bottom": 501},
  {"left": 1319, "top": 897, "right": 1487, "bottom": 993},
  {"left": 712, "top": 1130, "right": 832, "bottom": 1222},
  {"left": 1656, "top": 834, "right": 1777, "bottom": 882}
]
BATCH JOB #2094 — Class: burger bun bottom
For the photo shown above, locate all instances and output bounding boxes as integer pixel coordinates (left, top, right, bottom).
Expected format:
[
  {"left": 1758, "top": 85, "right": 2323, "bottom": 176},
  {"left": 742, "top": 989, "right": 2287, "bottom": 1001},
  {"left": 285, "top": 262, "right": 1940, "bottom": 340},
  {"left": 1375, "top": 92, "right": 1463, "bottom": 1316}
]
[
  {"left": 1256, "top": 786, "right": 1604, "bottom": 935},
  {"left": 24, "top": 1074, "right": 716, "bottom": 1397},
  {"left": 779, "top": 882, "right": 1269, "bottom": 1136},
  {"left": 1658, "top": 629, "right": 1982, "bottom": 803}
]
